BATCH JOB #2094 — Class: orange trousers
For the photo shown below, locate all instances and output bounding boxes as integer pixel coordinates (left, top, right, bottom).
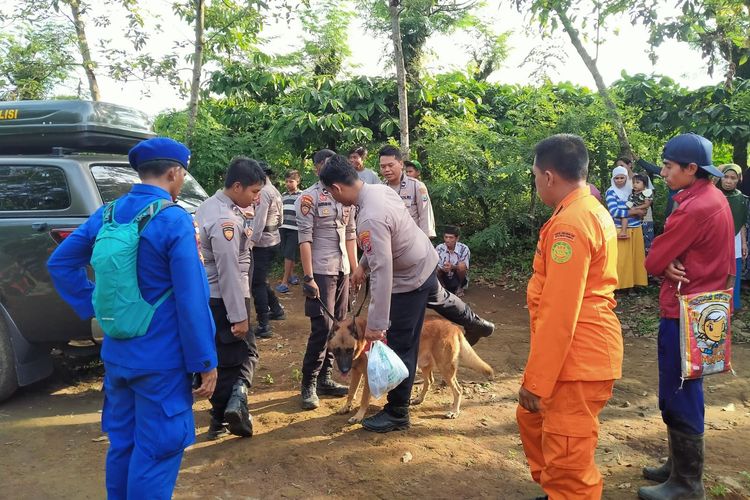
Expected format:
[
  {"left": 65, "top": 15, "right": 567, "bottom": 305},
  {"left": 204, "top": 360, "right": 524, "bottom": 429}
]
[{"left": 516, "top": 380, "right": 615, "bottom": 500}]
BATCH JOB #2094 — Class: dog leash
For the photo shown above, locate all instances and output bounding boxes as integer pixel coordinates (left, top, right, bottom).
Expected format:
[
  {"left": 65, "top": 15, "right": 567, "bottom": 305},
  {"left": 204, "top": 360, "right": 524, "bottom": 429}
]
[{"left": 315, "top": 276, "right": 370, "bottom": 323}]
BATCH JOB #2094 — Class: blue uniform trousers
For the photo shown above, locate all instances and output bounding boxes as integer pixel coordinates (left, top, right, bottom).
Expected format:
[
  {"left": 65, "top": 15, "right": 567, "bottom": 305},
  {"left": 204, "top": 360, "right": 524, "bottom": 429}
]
[
  {"left": 658, "top": 318, "right": 704, "bottom": 435},
  {"left": 734, "top": 258, "right": 742, "bottom": 310},
  {"left": 102, "top": 361, "right": 195, "bottom": 500}
]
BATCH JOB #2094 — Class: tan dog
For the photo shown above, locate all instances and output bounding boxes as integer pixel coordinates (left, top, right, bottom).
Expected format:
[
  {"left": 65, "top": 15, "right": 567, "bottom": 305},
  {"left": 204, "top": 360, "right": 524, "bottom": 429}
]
[{"left": 327, "top": 316, "right": 494, "bottom": 423}]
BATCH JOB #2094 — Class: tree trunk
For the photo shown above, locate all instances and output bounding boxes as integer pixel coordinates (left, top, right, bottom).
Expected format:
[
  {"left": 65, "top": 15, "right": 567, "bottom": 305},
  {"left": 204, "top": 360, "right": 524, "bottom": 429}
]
[
  {"left": 389, "top": 0, "right": 409, "bottom": 156},
  {"left": 186, "top": 0, "right": 205, "bottom": 150},
  {"left": 554, "top": 7, "right": 632, "bottom": 159},
  {"left": 68, "top": 0, "right": 100, "bottom": 101}
]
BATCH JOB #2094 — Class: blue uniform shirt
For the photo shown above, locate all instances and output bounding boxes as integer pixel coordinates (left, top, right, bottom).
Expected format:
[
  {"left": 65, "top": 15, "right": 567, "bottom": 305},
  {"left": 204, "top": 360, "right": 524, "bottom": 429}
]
[{"left": 47, "top": 184, "right": 217, "bottom": 373}]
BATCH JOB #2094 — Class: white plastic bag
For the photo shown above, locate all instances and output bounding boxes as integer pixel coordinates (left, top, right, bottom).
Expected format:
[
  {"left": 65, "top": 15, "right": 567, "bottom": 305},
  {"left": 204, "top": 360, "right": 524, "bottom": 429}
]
[{"left": 367, "top": 340, "right": 409, "bottom": 399}]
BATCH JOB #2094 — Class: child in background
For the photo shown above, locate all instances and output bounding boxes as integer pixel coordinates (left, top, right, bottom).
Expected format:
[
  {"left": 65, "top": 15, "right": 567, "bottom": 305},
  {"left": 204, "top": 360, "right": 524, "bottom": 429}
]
[
  {"left": 716, "top": 163, "right": 748, "bottom": 310},
  {"left": 277, "top": 170, "right": 302, "bottom": 293},
  {"left": 627, "top": 173, "right": 654, "bottom": 251},
  {"left": 609, "top": 167, "right": 633, "bottom": 239}
]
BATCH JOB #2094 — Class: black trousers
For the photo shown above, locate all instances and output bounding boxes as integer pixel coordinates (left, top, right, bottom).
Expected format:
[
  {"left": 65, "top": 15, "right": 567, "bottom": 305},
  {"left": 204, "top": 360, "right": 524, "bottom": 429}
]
[
  {"left": 208, "top": 298, "right": 259, "bottom": 419},
  {"left": 426, "top": 273, "right": 472, "bottom": 324},
  {"left": 301, "top": 273, "right": 349, "bottom": 381},
  {"left": 436, "top": 271, "right": 467, "bottom": 294},
  {"left": 385, "top": 271, "right": 436, "bottom": 410},
  {"left": 251, "top": 244, "right": 281, "bottom": 321}
]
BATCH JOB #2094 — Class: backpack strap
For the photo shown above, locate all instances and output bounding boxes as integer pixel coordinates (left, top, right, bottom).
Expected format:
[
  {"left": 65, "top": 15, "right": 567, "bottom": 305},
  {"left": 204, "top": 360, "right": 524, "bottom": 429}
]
[
  {"left": 134, "top": 200, "right": 178, "bottom": 234},
  {"left": 102, "top": 201, "right": 116, "bottom": 225}
]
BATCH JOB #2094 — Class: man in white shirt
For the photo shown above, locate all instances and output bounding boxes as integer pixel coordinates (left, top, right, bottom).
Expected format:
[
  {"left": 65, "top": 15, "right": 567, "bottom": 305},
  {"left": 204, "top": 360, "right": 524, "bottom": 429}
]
[{"left": 436, "top": 226, "right": 470, "bottom": 297}]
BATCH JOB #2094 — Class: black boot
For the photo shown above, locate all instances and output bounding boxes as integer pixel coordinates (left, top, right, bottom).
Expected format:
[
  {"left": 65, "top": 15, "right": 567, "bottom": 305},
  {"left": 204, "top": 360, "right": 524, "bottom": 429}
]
[
  {"left": 463, "top": 306, "right": 495, "bottom": 346},
  {"left": 300, "top": 376, "right": 320, "bottom": 410},
  {"left": 224, "top": 381, "right": 253, "bottom": 437},
  {"left": 317, "top": 368, "right": 348, "bottom": 397},
  {"left": 643, "top": 431, "right": 672, "bottom": 483},
  {"left": 269, "top": 304, "right": 286, "bottom": 320},
  {"left": 362, "top": 405, "right": 410, "bottom": 433},
  {"left": 206, "top": 417, "right": 228, "bottom": 441},
  {"left": 638, "top": 429, "right": 705, "bottom": 500},
  {"left": 254, "top": 313, "right": 273, "bottom": 339}
]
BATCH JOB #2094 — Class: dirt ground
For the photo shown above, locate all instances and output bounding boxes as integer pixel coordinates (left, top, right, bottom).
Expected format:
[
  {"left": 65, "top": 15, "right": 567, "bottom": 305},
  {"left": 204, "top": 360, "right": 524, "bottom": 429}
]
[{"left": 1, "top": 285, "right": 750, "bottom": 500}]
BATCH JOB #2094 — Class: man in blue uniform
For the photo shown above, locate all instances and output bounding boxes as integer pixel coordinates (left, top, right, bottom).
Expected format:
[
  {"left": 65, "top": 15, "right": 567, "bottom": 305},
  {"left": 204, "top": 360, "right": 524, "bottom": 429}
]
[{"left": 47, "top": 137, "right": 218, "bottom": 500}]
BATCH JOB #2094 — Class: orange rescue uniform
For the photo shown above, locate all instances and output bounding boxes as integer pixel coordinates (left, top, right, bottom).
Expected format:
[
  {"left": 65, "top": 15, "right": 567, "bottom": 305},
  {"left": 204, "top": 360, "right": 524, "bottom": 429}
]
[{"left": 517, "top": 186, "right": 623, "bottom": 500}]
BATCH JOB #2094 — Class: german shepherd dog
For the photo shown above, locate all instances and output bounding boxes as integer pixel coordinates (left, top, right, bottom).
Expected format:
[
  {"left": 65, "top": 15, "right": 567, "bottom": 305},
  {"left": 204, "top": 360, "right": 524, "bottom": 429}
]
[{"left": 328, "top": 316, "right": 494, "bottom": 423}]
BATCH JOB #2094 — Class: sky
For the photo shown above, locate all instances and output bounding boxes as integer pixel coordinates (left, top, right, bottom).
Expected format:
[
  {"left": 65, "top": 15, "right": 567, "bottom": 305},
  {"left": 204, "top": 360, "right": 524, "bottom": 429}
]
[{"left": 52, "top": 1, "right": 719, "bottom": 118}]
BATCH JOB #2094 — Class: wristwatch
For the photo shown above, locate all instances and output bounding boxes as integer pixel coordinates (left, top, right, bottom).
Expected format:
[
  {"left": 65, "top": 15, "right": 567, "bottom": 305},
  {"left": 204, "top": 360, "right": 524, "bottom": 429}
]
[{"left": 303, "top": 275, "right": 314, "bottom": 283}]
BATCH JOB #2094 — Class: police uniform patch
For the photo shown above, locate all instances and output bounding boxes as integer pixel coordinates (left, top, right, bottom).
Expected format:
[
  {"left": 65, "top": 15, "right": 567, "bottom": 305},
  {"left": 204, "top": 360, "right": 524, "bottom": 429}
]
[
  {"left": 419, "top": 186, "right": 428, "bottom": 195},
  {"left": 322, "top": 207, "right": 331, "bottom": 216},
  {"left": 319, "top": 191, "right": 328, "bottom": 202},
  {"left": 359, "top": 230, "right": 372, "bottom": 254},
  {"left": 422, "top": 195, "right": 429, "bottom": 202},
  {"left": 551, "top": 241, "right": 573, "bottom": 263},
  {"left": 300, "top": 194, "right": 314, "bottom": 216},
  {"left": 221, "top": 221, "right": 235, "bottom": 241}
]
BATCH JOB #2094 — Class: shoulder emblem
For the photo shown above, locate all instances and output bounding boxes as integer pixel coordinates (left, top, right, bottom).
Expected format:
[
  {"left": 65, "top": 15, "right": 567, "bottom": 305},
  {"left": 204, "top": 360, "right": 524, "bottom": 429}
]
[
  {"left": 551, "top": 241, "right": 572, "bottom": 264},
  {"left": 359, "top": 230, "right": 372, "bottom": 254},
  {"left": 300, "top": 194, "right": 314, "bottom": 216},
  {"left": 221, "top": 221, "right": 235, "bottom": 241}
]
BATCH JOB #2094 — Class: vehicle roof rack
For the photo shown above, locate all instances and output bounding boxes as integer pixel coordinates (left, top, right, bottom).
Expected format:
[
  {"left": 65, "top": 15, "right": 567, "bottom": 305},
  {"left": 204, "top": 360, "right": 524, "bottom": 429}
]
[{"left": 0, "top": 100, "right": 155, "bottom": 155}]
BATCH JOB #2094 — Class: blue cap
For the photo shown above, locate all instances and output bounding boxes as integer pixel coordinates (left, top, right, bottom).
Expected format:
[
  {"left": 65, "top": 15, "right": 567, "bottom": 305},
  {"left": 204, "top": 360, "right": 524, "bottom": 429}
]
[
  {"left": 128, "top": 137, "right": 191, "bottom": 171},
  {"left": 662, "top": 133, "right": 723, "bottom": 178}
]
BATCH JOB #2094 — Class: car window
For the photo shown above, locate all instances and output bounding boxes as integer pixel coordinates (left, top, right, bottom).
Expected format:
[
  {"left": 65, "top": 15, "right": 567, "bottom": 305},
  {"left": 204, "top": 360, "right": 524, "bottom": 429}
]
[
  {"left": 90, "top": 164, "right": 209, "bottom": 211},
  {"left": 0, "top": 165, "right": 71, "bottom": 211}
]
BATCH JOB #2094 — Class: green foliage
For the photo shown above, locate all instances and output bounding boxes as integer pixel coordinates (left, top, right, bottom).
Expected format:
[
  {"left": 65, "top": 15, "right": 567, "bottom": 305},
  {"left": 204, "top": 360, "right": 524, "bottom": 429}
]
[{"left": 0, "top": 22, "right": 75, "bottom": 100}]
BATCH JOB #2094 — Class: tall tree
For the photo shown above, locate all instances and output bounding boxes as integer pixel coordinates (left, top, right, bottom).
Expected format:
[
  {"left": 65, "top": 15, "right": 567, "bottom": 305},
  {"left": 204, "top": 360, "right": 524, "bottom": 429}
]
[
  {"left": 633, "top": 0, "right": 750, "bottom": 167},
  {"left": 0, "top": 22, "right": 76, "bottom": 100},
  {"left": 187, "top": 0, "right": 205, "bottom": 149},
  {"left": 390, "top": 0, "right": 410, "bottom": 154},
  {"left": 66, "top": 0, "right": 100, "bottom": 100},
  {"left": 515, "top": 0, "right": 634, "bottom": 158}
]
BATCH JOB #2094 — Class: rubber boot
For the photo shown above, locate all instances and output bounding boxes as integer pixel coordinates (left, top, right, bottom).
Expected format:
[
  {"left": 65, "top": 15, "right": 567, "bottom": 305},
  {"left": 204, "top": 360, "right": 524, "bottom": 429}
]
[
  {"left": 206, "top": 417, "right": 228, "bottom": 441},
  {"left": 224, "top": 381, "right": 253, "bottom": 437},
  {"left": 643, "top": 431, "right": 672, "bottom": 483},
  {"left": 463, "top": 306, "right": 495, "bottom": 346},
  {"left": 317, "top": 367, "right": 348, "bottom": 397},
  {"left": 254, "top": 312, "right": 273, "bottom": 339},
  {"left": 362, "top": 405, "right": 410, "bottom": 433},
  {"left": 300, "top": 376, "right": 320, "bottom": 410},
  {"left": 638, "top": 429, "right": 705, "bottom": 500}
]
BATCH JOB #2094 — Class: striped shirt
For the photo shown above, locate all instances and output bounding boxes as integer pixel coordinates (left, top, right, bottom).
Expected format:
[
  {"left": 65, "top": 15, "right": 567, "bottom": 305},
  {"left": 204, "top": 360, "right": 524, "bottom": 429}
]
[
  {"left": 281, "top": 190, "right": 301, "bottom": 230},
  {"left": 605, "top": 188, "right": 642, "bottom": 228}
]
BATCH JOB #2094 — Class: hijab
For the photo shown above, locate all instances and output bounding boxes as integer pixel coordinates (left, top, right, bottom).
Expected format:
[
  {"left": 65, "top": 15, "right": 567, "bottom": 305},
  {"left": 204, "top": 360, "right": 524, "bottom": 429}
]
[
  {"left": 609, "top": 166, "right": 632, "bottom": 202},
  {"left": 716, "top": 163, "right": 748, "bottom": 235}
]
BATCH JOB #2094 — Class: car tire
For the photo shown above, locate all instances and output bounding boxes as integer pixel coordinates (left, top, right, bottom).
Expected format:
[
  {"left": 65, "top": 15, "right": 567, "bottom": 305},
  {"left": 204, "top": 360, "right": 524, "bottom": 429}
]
[{"left": 0, "top": 317, "right": 19, "bottom": 402}]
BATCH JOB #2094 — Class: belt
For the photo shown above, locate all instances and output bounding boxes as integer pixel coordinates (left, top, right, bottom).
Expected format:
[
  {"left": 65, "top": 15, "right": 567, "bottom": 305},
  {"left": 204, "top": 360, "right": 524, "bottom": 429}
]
[{"left": 264, "top": 224, "right": 279, "bottom": 232}]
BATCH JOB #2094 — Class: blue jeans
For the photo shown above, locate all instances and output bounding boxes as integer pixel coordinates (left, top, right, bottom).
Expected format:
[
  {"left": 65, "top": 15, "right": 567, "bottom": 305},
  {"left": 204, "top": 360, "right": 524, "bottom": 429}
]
[
  {"left": 102, "top": 362, "right": 194, "bottom": 499},
  {"left": 734, "top": 258, "right": 742, "bottom": 310},
  {"left": 658, "top": 319, "right": 704, "bottom": 435}
]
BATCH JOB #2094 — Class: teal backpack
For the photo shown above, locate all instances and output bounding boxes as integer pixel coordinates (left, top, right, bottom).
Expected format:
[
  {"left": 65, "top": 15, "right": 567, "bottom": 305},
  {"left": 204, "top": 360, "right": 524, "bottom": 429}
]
[{"left": 91, "top": 199, "right": 176, "bottom": 340}]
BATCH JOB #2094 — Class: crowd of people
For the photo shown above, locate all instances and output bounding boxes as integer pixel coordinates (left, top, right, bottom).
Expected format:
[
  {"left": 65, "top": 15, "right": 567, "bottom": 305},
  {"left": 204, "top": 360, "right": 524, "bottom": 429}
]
[{"left": 45, "top": 131, "right": 741, "bottom": 500}]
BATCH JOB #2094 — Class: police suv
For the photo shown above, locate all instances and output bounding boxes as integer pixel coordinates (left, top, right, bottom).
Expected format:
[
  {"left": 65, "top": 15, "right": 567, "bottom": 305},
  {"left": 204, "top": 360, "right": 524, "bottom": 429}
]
[{"left": 0, "top": 100, "right": 208, "bottom": 401}]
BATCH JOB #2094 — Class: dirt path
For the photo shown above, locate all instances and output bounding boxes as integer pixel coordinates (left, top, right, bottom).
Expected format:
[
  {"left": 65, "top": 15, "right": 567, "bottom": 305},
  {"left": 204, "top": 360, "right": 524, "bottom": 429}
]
[{"left": 1, "top": 285, "right": 749, "bottom": 499}]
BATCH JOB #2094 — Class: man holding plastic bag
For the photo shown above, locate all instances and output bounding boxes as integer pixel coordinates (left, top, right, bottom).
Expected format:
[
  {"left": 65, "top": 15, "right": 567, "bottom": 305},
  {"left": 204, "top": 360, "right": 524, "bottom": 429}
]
[
  {"left": 319, "top": 155, "right": 439, "bottom": 433},
  {"left": 640, "top": 134, "right": 734, "bottom": 500}
]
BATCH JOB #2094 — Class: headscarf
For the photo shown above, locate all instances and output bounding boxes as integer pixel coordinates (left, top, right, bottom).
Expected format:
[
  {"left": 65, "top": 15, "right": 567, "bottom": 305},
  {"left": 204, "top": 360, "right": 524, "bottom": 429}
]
[
  {"left": 609, "top": 166, "right": 632, "bottom": 202},
  {"left": 716, "top": 163, "right": 748, "bottom": 235}
]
